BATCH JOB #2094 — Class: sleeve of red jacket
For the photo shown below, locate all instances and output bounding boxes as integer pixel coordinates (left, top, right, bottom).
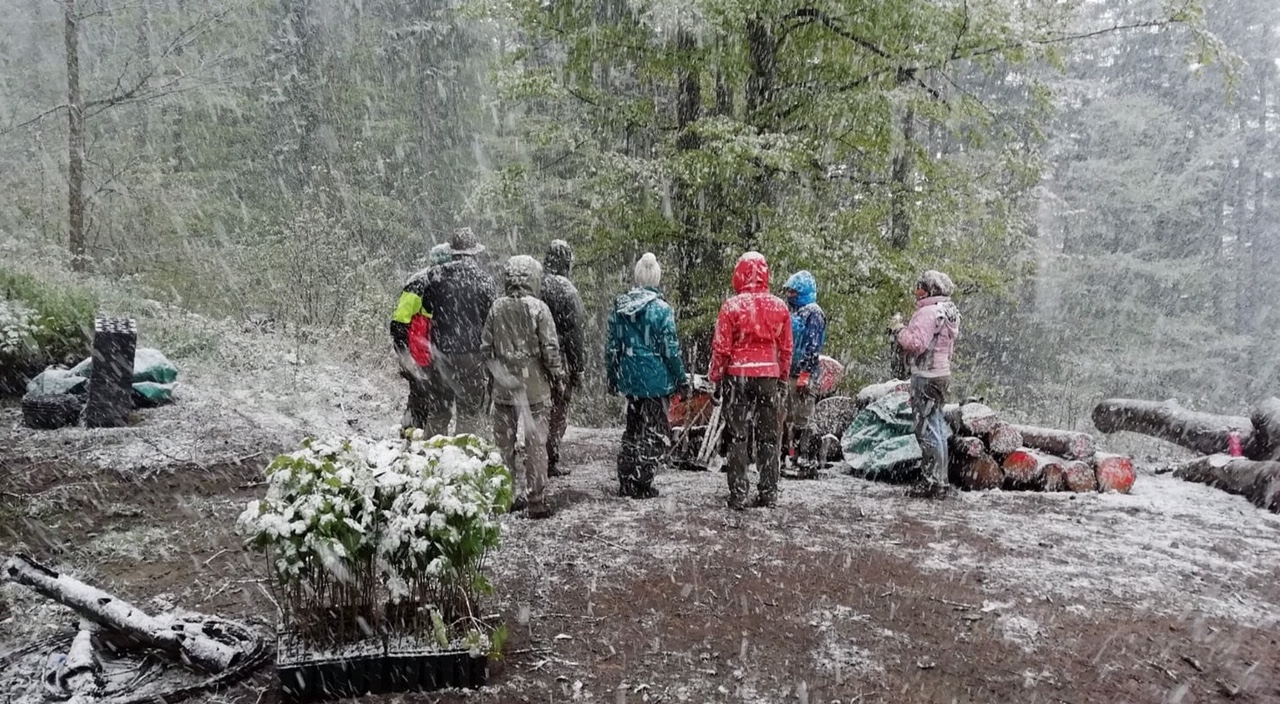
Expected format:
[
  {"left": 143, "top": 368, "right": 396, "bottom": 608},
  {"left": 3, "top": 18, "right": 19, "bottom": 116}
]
[
  {"left": 896, "top": 307, "right": 934, "bottom": 357},
  {"left": 776, "top": 302, "right": 794, "bottom": 380},
  {"left": 708, "top": 301, "right": 733, "bottom": 383}
]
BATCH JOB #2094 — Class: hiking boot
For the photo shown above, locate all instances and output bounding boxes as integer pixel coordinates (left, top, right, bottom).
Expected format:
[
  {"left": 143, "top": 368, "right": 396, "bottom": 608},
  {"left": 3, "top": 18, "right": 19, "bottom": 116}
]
[
  {"left": 753, "top": 495, "right": 777, "bottom": 509},
  {"left": 634, "top": 486, "right": 660, "bottom": 500},
  {"left": 727, "top": 497, "right": 747, "bottom": 511},
  {"left": 548, "top": 466, "right": 571, "bottom": 477},
  {"left": 527, "top": 504, "right": 554, "bottom": 519},
  {"left": 796, "top": 458, "right": 820, "bottom": 480},
  {"left": 906, "top": 482, "right": 950, "bottom": 500},
  {"left": 511, "top": 497, "right": 527, "bottom": 512}
]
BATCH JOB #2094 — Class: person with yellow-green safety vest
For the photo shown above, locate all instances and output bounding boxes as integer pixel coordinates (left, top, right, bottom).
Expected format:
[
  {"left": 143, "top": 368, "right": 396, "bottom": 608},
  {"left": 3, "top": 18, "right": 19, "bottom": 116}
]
[{"left": 389, "top": 243, "right": 450, "bottom": 431}]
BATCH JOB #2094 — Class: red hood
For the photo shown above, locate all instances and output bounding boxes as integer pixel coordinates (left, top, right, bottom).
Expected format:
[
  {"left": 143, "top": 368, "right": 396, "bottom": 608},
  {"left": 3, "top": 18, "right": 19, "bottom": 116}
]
[{"left": 732, "top": 252, "right": 770, "bottom": 293}]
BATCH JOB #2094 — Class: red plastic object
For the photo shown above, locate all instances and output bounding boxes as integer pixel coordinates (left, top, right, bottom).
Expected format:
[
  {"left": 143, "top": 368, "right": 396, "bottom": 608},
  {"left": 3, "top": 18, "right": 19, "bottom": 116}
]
[
  {"left": 814, "top": 355, "right": 844, "bottom": 396},
  {"left": 1228, "top": 430, "right": 1243, "bottom": 457},
  {"left": 669, "top": 389, "right": 714, "bottom": 428}
]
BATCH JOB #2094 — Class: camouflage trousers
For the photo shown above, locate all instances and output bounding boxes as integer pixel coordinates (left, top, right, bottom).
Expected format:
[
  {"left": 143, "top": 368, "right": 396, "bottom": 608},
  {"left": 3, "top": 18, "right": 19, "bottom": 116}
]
[
  {"left": 494, "top": 400, "right": 550, "bottom": 512},
  {"left": 723, "top": 376, "right": 782, "bottom": 508}
]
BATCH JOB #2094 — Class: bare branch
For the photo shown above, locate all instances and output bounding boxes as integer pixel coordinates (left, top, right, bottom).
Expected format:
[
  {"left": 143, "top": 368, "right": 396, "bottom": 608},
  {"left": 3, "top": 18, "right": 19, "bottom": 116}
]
[
  {"left": 1, "top": 105, "right": 71, "bottom": 135},
  {"left": 83, "top": 7, "right": 230, "bottom": 112},
  {"left": 781, "top": 8, "right": 891, "bottom": 60},
  {"left": 950, "top": 18, "right": 1186, "bottom": 64}
]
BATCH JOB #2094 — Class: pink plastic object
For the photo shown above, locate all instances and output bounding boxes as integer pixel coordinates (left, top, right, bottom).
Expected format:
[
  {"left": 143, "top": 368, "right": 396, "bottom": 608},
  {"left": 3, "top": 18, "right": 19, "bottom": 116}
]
[{"left": 1227, "top": 430, "right": 1243, "bottom": 457}]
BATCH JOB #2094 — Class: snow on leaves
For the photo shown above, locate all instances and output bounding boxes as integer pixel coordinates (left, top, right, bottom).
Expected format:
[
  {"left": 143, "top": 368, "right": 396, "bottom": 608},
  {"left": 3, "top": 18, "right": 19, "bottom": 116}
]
[{"left": 237, "top": 431, "right": 513, "bottom": 647}]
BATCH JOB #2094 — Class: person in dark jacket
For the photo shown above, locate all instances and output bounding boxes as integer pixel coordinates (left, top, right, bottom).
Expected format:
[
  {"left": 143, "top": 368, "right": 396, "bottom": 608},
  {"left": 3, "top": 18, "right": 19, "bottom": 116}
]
[
  {"left": 782, "top": 270, "right": 827, "bottom": 479},
  {"left": 389, "top": 244, "right": 452, "bottom": 431},
  {"left": 540, "top": 239, "right": 585, "bottom": 477},
  {"left": 708, "top": 252, "right": 793, "bottom": 510},
  {"left": 482, "top": 255, "right": 565, "bottom": 519},
  {"left": 605, "top": 253, "right": 688, "bottom": 499},
  {"left": 423, "top": 228, "right": 499, "bottom": 437},
  {"left": 891, "top": 269, "right": 961, "bottom": 499}
]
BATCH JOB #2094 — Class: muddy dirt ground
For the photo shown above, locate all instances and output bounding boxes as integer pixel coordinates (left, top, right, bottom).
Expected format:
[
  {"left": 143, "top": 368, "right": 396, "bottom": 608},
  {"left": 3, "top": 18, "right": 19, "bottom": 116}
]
[{"left": 3, "top": 418, "right": 1279, "bottom": 704}]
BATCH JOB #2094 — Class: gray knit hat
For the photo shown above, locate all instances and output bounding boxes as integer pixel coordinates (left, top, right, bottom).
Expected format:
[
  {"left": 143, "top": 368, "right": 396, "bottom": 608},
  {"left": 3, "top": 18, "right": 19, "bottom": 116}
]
[{"left": 916, "top": 270, "right": 955, "bottom": 297}]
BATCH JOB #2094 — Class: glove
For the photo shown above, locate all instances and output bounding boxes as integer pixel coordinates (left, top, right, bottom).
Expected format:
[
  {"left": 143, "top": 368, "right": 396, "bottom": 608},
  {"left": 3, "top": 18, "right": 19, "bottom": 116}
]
[
  {"left": 398, "top": 354, "right": 424, "bottom": 381},
  {"left": 886, "top": 312, "right": 905, "bottom": 334},
  {"left": 570, "top": 371, "right": 584, "bottom": 392},
  {"left": 796, "top": 371, "right": 811, "bottom": 396},
  {"left": 711, "top": 383, "right": 724, "bottom": 406}
]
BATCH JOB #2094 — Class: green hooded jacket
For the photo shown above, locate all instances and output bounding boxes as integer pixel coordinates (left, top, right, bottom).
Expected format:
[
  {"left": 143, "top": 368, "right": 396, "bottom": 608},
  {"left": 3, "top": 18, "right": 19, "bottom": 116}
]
[{"left": 481, "top": 255, "right": 565, "bottom": 406}]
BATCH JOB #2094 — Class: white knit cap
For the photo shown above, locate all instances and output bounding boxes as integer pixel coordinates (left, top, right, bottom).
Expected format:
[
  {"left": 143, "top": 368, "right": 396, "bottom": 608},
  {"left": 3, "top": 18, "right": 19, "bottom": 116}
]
[{"left": 634, "top": 252, "right": 662, "bottom": 287}]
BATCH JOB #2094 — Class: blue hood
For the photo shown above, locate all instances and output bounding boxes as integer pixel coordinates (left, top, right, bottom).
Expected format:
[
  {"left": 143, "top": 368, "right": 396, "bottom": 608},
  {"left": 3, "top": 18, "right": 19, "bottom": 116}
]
[{"left": 785, "top": 271, "right": 817, "bottom": 307}]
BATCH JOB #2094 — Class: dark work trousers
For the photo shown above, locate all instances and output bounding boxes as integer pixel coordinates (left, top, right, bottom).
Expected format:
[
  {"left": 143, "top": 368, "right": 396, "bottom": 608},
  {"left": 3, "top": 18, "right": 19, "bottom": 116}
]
[
  {"left": 547, "top": 382, "right": 572, "bottom": 475},
  {"left": 402, "top": 368, "right": 446, "bottom": 432},
  {"left": 617, "top": 396, "right": 670, "bottom": 496},
  {"left": 424, "top": 350, "right": 490, "bottom": 438},
  {"left": 723, "top": 376, "right": 782, "bottom": 508}
]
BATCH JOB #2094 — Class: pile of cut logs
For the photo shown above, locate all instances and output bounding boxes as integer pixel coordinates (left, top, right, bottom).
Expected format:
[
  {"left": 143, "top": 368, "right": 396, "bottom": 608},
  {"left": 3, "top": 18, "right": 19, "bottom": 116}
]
[
  {"left": 945, "top": 400, "right": 1134, "bottom": 493},
  {"left": 1093, "top": 398, "right": 1280, "bottom": 513},
  {"left": 817, "top": 381, "right": 1135, "bottom": 493}
]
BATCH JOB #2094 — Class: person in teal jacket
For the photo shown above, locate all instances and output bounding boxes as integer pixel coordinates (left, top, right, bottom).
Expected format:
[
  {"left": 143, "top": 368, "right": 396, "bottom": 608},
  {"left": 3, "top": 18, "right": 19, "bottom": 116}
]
[{"left": 605, "top": 253, "right": 688, "bottom": 499}]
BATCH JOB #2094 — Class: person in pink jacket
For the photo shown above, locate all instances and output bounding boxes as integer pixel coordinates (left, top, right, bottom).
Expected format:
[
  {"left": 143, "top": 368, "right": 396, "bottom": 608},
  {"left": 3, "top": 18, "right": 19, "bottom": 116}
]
[{"left": 892, "top": 270, "right": 960, "bottom": 498}]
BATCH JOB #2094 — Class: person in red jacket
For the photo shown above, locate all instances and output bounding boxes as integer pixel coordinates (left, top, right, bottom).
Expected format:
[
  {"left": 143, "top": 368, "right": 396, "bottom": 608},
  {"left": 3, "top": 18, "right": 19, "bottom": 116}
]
[{"left": 708, "top": 252, "right": 793, "bottom": 510}]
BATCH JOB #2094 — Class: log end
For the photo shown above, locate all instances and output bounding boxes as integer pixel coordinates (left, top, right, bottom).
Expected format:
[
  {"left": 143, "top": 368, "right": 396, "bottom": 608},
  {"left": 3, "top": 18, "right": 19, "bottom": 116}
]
[
  {"left": 1063, "top": 460, "right": 1097, "bottom": 493},
  {"left": 1094, "top": 453, "right": 1135, "bottom": 494}
]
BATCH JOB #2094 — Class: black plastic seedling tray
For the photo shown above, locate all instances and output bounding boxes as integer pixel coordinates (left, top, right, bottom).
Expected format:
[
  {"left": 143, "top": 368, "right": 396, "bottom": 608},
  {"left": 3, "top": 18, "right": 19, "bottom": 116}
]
[{"left": 278, "top": 643, "right": 487, "bottom": 701}]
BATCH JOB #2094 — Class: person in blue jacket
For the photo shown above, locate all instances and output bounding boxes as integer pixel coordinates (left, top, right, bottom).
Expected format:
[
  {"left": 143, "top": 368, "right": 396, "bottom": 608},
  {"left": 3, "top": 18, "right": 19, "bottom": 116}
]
[
  {"left": 605, "top": 253, "right": 689, "bottom": 499},
  {"left": 782, "top": 270, "right": 827, "bottom": 479}
]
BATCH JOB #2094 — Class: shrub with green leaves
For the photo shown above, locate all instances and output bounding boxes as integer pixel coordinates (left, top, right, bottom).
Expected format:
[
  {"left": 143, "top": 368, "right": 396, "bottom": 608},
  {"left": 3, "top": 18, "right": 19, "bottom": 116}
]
[
  {"left": 0, "top": 268, "right": 95, "bottom": 383},
  {"left": 237, "top": 432, "right": 513, "bottom": 651}
]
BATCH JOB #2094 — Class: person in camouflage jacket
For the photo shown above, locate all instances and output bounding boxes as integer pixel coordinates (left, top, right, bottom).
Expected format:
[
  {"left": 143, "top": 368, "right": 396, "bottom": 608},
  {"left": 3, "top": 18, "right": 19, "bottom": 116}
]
[{"left": 482, "top": 255, "right": 565, "bottom": 519}]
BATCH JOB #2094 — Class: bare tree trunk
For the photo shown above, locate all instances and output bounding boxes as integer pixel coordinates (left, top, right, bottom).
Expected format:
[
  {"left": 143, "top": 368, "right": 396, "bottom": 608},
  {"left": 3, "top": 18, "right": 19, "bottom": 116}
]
[
  {"left": 65, "top": 0, "right": 86, "bottom": 271},
  {"left": 134, "top": 1, "right": 152, "bottom": 151},
  {"left": 888, "top": 103, "right": 915, "bottom": 250},
  {"left": 741, "top": 16, "right": 776, "bottom": 251}
]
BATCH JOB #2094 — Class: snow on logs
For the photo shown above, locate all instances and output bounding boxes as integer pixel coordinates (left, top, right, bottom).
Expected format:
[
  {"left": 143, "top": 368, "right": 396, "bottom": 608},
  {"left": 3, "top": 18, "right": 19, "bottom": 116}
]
[
  {"left": 984, "top": 422, "right": 1023, "bottom": 455},
  {"left": 2, "top": 554, "right": 243, "bottom": 673},
  {"left": 930, "top": 401, "right": 1131, "bottom": 494},
  {"left": 844, "top": 383, "right": 1134, "bottom": 494},
  {"left": 948, "top": 436, "right": 1001, "bottom": 490},
  {"left": 1173, "top": 455, "right": 1280, "bottom": 513},
  {"left": 1063, "top": 460, "right": 1098, "bottom": 493},
  {"left": 1091, "top": 397, "right": 1255, "bottom": 457},
  {"left": 1009, "top": 424, "right": 1096, "bottom": 460},
  {"left": 1092, "top": 452, "right": 1136, "bottom": 494}
]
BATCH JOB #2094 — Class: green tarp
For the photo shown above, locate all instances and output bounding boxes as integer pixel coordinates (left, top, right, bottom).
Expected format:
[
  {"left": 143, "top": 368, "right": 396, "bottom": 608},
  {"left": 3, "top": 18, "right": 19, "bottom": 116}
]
[
  {"left": 24, "top": 347, "right": 179, "bottom": 406},
  {"left": 840, "top": 390, "right": 922, "bottom": 483}
]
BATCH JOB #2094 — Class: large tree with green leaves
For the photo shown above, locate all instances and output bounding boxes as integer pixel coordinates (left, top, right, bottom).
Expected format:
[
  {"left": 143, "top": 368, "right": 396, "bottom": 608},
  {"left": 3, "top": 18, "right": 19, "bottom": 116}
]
[{"left": 472, "top": 0, "right": 1206, "bottom": 383}]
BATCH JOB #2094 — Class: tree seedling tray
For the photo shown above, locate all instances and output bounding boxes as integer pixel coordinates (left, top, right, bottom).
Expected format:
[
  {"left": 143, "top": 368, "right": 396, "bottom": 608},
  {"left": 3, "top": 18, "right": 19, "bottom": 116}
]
[{"left": 277, "top": 635, "right": 487, "bottom": 702}]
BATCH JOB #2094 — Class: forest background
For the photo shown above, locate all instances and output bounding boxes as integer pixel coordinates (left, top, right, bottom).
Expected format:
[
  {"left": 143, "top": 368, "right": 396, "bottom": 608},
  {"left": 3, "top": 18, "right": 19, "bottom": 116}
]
[{"left": 1, "top": 0, "right": 1276, "bottom": 429}]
